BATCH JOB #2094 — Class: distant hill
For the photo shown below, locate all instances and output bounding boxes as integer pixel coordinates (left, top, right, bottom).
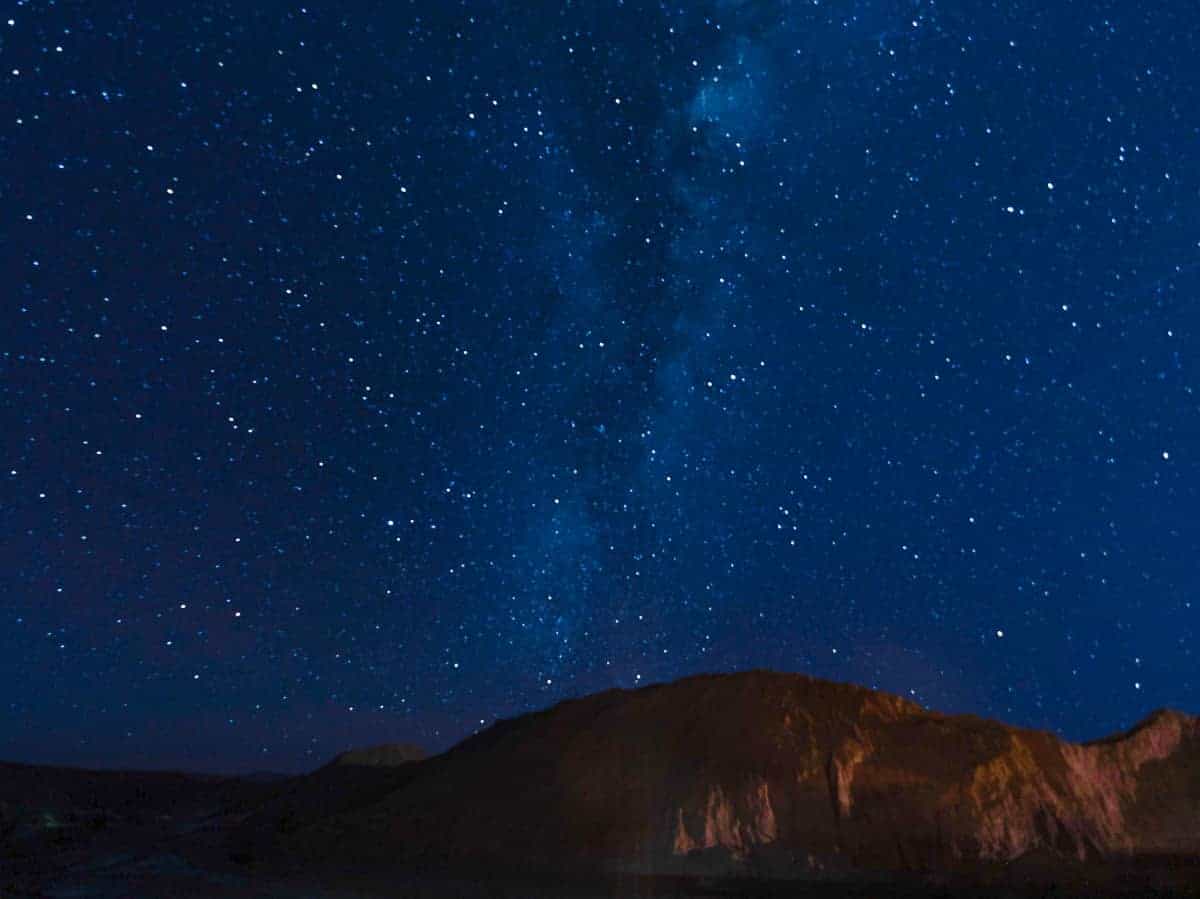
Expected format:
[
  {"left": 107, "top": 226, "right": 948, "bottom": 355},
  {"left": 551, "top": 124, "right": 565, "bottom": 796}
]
[
  {"left": 0, "top": 760, "right": 268, "bottom": 831},
  {"left": 327, "top": 742, "right": 427, "bottom": 768},
  {"left": 0, "top": 759, "right": 281, "bottom": 893}
]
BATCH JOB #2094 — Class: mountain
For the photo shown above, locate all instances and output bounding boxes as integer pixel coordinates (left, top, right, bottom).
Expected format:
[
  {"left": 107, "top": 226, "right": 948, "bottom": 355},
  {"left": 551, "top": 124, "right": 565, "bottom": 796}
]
[
  {"left": 5, "top": 673, "right": 1197, "bottom": 896},
  {"left": 259, "top": 670, "right": 1198, "bottom": 888}
]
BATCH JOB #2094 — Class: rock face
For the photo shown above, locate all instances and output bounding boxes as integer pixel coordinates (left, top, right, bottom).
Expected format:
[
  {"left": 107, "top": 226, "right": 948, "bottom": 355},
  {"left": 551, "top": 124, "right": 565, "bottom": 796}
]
[{"left": 275, "top": 671, "right": 1199, "bottom": 881}]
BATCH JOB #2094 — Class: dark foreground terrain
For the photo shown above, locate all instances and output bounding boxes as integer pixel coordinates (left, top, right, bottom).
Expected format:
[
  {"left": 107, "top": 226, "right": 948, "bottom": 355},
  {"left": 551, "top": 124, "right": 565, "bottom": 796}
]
[{"left": 3, "top": 673, "right": 1199, "bottom": 897}]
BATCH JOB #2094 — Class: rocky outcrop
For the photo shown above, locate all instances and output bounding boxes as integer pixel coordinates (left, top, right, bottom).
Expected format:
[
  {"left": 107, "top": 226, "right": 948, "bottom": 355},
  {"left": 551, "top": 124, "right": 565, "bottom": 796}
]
[{"left": 271, "top": 671, "right": 1199, "bottom": 882}]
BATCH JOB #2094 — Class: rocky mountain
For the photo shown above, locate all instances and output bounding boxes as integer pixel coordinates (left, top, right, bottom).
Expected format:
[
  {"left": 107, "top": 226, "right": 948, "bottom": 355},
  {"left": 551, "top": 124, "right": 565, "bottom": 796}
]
[
  {"left": 262, "top": 670, "right": 1198, "bottom": 887},
  {"left": 6, "top": 673, "right": 1196, "bottom": 895}
]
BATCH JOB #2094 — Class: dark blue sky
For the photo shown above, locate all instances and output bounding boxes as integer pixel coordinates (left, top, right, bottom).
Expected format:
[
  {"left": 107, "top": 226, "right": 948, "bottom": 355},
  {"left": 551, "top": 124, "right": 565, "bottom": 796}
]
[{"left": 2, "top": 0, "right": 1197, "bottom": 773}]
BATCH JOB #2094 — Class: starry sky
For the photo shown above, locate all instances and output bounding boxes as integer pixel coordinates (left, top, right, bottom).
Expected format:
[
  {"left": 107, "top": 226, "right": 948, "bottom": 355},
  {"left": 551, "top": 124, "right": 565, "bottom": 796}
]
[{"left": 2, "top": 0, "right": 1198, "bottom": 774}]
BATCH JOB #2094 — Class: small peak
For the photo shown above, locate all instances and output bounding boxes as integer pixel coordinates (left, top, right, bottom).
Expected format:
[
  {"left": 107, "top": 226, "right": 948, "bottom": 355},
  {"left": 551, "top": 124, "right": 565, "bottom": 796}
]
[
  {"left": 1134, "top": 707, "right": 1195, "bottom": 732},
  {"left": 327, "top": 742, "right": 427, "bottom": 768},
  {"left": 1086, "top": 707, "right": 1196, "bottom": 746}
]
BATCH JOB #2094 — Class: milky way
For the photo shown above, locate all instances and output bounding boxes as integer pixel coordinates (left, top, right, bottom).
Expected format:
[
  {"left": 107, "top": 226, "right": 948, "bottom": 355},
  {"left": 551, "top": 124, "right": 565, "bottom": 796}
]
[{"left": 2, "top": 1, "right": 1197, "bottom": 772}]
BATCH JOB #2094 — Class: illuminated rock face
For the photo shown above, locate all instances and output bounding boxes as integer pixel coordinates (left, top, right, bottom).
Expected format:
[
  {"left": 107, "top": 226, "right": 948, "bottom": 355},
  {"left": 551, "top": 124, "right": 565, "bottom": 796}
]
[{"left": 282, "top": 671, "right": 1199, "bottom": 879}]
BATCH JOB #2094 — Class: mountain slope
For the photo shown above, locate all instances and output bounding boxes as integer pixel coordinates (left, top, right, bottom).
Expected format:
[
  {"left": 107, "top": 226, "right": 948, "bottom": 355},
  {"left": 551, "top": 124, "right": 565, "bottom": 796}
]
[{"left": 269, "top": 670, "right": 1198, "bottom": 882}]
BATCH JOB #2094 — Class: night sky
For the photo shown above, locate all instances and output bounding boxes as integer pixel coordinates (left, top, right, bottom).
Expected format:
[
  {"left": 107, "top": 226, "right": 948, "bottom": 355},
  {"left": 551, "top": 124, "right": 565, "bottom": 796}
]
[{"left": 3, "top": 0, "right": 1198, "bottom": 774}]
